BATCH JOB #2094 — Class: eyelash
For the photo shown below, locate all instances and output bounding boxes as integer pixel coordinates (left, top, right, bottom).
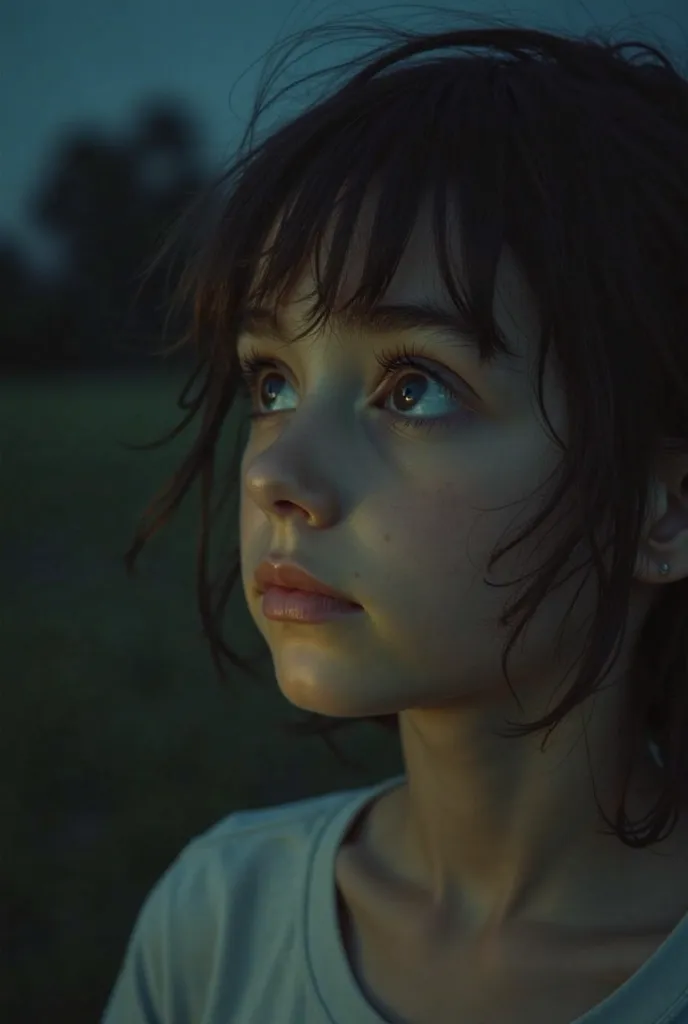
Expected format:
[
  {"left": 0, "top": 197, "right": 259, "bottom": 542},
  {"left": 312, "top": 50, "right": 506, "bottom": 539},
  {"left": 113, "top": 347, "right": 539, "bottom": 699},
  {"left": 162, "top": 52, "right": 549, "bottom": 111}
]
[{"left": 236, "top": 340, "right": 465, "bottom": 433}]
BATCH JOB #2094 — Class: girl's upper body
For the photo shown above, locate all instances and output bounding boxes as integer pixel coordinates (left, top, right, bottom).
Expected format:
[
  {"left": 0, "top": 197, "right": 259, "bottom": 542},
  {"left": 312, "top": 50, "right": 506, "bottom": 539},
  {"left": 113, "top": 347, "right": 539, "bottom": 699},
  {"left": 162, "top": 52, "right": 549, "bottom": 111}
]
[
  {"left": 110, "top": 10, "right": 688, "bottom": 1023},
  {"left": 104, "top": 773, "right": 688, "bottom": 1024}
]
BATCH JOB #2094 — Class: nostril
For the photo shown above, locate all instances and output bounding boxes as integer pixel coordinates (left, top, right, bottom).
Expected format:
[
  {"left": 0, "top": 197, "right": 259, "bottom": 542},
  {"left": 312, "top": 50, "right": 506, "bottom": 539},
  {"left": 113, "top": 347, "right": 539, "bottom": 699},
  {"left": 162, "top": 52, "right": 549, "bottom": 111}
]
[{"left": 273, "top": 500, "right": 311, "bottom": 519}]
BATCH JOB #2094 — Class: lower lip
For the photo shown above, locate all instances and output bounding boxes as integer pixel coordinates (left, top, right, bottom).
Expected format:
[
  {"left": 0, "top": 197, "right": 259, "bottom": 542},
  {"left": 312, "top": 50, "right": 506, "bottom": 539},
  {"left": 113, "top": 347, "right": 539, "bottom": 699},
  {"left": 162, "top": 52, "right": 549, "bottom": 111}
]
[{"left": 261, "top": 586, "right": 363, "bottom": 623}]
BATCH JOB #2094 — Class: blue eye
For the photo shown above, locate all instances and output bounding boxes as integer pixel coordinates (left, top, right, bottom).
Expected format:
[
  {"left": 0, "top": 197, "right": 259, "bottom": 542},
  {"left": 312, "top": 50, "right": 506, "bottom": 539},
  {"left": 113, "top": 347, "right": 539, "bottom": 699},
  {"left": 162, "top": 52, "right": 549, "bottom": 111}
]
[
  {"left": 383, "top": 369, "right": 459, "bottom": 423},
  {"left": 237, "top": 341, "right": 471, "bottom": 432},
  {"left": 250, "top": 370, "right": 297, "bottom": 414}
]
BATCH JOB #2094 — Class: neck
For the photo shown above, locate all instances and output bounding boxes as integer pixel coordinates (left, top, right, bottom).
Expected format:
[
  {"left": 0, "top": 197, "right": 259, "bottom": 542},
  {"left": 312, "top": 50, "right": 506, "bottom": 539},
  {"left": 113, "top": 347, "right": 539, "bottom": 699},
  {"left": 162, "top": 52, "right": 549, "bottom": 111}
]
[{"left": 391, "top": 684, "right": 665, "bottom": 937}]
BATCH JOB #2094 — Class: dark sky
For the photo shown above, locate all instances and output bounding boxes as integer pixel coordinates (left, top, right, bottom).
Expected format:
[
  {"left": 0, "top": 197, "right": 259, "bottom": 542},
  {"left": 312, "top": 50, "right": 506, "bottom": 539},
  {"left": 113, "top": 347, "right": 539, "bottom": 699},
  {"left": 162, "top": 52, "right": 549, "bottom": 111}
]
[{"left": 3, "top": 0, "right": 686, "bottom": 270}]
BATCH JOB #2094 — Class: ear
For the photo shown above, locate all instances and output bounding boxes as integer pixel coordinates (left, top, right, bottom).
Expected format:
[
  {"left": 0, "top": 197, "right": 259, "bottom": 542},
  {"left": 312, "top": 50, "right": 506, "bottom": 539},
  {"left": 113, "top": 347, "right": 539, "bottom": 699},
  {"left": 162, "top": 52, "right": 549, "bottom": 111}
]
[{"left": 634, "top": 452, "right": 688, "bottom": 585}]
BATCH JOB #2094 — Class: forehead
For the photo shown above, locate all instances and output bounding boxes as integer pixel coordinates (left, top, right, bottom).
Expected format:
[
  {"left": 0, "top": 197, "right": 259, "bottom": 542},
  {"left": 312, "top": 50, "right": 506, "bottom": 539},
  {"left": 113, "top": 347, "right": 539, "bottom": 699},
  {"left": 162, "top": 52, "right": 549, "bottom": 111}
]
[
  {"left": 248, "top": 191, "right": 565, "bottom": 428},
  {"left": 269, "top": 190, "right": 537, "bottom": 369}
]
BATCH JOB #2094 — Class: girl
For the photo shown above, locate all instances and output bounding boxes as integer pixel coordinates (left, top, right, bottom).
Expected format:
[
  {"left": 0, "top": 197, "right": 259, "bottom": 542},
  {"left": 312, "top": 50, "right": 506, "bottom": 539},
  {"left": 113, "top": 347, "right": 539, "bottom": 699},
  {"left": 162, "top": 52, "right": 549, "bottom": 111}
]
[{"left": 104, "top": 10, "right": 688, "bottom": 1023}]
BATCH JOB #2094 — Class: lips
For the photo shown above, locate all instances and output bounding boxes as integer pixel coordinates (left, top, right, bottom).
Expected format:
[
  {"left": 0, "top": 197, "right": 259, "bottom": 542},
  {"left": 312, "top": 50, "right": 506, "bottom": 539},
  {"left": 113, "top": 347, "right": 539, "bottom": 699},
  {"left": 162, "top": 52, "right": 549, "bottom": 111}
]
[{"left": 253, "top": 560, "right": 360, "bottom": 606}]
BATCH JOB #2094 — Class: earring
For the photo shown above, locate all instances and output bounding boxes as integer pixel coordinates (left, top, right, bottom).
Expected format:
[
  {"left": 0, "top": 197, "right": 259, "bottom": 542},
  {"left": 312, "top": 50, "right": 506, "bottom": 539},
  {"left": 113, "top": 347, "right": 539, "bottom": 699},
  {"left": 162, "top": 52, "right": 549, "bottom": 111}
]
[{"left": 658, "top": 561, "right": 671, "bottom": 576}]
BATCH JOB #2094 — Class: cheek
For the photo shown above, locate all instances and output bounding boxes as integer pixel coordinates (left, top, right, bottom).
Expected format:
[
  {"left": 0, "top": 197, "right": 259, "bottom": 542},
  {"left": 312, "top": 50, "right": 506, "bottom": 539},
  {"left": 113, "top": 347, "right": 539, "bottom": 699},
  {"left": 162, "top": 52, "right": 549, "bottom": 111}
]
[
  {"left": 360, "top": 480, "right": 488, "bottom": 601},
  {"left": 239, "top": 467, "right": 261, "bottom": 545},
  {"left": 239, "top": 479, "right": 266, "bottom": 594},
  {"left": 357, "top": 473, "right": 549, "bottom": 647},
  {"left": 239, "top": 487, "right": 253, "bottom": 542},
  {"left": 364, "top": 473, "right": 595, "bottom": 688}
]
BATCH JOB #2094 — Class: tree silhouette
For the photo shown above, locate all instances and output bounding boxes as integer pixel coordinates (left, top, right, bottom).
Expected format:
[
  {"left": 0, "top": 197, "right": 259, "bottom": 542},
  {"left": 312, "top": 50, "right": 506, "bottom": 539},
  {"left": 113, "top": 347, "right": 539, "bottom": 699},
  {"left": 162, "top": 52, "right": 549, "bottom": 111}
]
[
  {"left": 1, "top": 100, "right": 206, "bottom": 374},
  {"left": 0, "top": 242, "right": 39, "bottom": 348}
]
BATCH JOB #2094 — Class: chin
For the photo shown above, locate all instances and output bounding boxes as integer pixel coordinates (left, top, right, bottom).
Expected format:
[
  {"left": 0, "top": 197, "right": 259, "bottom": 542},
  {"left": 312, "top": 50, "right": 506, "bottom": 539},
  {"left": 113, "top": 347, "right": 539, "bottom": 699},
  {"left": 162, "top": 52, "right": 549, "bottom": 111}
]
[{"left": 273, "top": 667, "right": 391, "bottom": 720}]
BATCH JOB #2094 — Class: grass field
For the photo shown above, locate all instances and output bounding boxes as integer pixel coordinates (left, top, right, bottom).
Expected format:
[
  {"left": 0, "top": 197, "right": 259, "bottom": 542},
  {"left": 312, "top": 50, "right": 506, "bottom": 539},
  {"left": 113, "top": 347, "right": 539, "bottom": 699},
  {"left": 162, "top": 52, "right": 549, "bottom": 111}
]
[{"left": 1, "top": 373, "right": 402, "bottom": 1022}]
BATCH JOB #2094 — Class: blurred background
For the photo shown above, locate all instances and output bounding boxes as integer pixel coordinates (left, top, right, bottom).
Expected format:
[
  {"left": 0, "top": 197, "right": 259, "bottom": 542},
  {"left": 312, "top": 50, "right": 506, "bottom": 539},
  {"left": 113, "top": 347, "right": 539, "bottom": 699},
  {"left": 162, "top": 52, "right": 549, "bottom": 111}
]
[{"left": 2, "top": 0, "right": 686, "bottom": 1020}]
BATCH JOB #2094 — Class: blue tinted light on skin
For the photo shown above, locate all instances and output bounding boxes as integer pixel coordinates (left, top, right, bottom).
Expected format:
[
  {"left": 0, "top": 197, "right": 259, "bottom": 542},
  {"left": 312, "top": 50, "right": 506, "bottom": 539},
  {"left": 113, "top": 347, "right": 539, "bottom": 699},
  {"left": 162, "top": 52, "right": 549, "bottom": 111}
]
[{"left": 238, "top": 193, "right": 687, "bottom": 945}]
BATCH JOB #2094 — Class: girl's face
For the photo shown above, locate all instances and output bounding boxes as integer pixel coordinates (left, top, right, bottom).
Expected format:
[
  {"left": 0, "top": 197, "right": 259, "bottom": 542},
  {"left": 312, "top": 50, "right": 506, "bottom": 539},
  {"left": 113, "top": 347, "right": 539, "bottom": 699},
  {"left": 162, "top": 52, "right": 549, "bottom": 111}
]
[{"left": 238, "top": 202, "right": 610, "bottom": 724}]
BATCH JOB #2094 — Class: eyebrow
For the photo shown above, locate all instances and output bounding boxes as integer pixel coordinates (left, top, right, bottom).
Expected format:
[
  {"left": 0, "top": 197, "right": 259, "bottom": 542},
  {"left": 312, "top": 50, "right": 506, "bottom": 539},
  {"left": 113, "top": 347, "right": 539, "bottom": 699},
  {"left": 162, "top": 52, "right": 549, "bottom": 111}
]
[{"left": 238, "top": 301, "right": 484, "bottom": 356}]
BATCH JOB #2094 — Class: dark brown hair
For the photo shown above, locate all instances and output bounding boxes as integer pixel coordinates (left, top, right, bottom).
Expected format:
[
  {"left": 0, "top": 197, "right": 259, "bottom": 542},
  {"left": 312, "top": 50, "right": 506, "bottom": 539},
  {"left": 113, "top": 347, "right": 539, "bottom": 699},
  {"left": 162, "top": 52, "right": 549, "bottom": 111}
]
[{"left": 122, "top": 8, "right": 688, "bottom": 847}]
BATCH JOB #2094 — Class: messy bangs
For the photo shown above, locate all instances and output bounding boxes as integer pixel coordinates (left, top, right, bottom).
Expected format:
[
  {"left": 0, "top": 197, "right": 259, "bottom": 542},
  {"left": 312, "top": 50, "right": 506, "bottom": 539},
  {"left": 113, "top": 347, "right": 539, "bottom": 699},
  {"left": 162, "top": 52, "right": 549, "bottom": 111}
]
[
  {"left": 123, "top": 10, "right": 688, "bottom": 847},
  {"left": 242, "top": 64, "right": 517, "bottom": 368}
]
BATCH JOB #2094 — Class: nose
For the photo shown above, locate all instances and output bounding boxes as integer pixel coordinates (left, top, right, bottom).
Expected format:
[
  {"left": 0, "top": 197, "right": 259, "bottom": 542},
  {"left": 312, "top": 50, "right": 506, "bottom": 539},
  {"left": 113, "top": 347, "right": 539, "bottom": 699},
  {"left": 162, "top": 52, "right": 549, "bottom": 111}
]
[{"left": 243, "top": 450, "right": 342, "bottom": 528}]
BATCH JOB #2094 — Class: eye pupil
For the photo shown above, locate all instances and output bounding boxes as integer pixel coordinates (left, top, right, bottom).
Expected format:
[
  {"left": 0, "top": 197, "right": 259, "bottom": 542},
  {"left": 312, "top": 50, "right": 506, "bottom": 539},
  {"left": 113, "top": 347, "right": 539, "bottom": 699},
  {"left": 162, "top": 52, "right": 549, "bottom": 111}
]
[
  {"left": 394, "top": 373, "right": 427, "bottom": 410},
  {"left": 261, "top": 374, "right": 283, "bottom": 405}
]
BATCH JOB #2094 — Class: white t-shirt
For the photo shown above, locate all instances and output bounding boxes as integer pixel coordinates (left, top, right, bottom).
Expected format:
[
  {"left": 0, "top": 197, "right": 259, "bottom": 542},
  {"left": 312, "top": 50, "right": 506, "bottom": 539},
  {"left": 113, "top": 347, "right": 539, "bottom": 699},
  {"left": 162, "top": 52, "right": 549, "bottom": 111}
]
[{"left": 102, "top": 773, "right": 688, "bottom": 1023}]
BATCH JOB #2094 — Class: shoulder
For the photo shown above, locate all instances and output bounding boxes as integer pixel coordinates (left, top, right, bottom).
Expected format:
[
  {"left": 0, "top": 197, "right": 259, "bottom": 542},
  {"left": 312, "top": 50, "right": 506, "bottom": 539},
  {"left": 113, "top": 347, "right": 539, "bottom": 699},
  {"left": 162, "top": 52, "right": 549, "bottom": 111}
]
[
  {"left": 114, "top": 786, "right": 366, "bottom": 976},
  {"left": 103, "top": 779, "right": 403, "bottom": 1023}
]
